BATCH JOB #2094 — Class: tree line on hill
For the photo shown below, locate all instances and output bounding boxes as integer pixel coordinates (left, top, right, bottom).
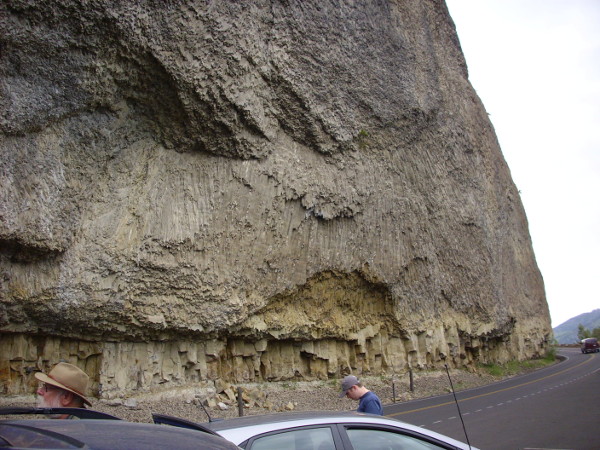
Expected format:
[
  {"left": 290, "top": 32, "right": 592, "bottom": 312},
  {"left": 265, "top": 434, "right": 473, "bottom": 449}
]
[{"left": 577, "top": 324, "right": 600, "bottom": 341}]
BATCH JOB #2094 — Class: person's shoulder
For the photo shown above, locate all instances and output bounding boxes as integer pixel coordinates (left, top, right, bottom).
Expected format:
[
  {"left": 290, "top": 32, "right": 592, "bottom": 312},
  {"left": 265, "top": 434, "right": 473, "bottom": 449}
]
[
  {"left": 366, "top": 391, "right": 381, "bottom": 401},
  {"left": 361, "top": 392, "right": 380, "bottom": 405}
]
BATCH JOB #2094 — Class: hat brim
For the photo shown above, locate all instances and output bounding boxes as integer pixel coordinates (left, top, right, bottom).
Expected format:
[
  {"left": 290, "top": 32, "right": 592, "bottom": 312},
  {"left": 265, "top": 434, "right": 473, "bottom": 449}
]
[{"left": 35, "top": 372, "right": 92, "bottom": 406}]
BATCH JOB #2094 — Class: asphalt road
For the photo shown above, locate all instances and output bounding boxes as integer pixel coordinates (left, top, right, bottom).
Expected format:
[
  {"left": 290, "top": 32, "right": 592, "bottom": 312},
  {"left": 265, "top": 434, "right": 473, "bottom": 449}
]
[{"left": 383, "top": 348, "right": 600, "bottom": 449}]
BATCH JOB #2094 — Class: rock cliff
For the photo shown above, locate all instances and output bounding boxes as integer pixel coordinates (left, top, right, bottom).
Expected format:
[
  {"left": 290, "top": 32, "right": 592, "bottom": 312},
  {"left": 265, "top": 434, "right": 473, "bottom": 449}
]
[{"left": 0, "top": 0, "right": 551, "bottom": 399}]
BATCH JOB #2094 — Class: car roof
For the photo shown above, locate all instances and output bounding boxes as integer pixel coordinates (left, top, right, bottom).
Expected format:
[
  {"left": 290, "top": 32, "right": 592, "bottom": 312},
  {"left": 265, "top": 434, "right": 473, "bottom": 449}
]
[
  {"left": 206, "top": 410, "right": 371, "bottom": 431},
  {"left": 0, "top": 419, "right": 239, "bottom": 449},
  {"left": 0, "top": 406, "right": 121, "bottom": 420},
  {"left": 205, "top": 410, "right": 474, "bottom": 449}
]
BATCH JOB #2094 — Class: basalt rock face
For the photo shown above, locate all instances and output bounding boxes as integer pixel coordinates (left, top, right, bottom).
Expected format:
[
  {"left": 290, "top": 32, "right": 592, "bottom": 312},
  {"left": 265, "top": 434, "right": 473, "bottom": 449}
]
[{"left": 0, "top": 0, "right": 551, "bottom": 399}]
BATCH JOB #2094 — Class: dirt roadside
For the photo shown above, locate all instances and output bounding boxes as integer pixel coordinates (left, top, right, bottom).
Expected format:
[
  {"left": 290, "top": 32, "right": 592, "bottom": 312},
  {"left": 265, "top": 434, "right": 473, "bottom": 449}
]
[{"left": 1, "top": 368, "right": 520, "bottom": 424}]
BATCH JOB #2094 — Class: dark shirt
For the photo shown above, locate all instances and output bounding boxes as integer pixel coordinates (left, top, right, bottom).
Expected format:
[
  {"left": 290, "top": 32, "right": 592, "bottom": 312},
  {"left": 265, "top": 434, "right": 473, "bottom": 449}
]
[{"left": 357, "top": 390, "right": 383, "bottom": 415}]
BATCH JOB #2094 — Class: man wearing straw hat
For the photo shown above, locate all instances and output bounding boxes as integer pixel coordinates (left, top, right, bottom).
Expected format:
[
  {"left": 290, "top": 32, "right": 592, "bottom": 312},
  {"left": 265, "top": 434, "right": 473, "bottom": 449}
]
[{"left": 34, "top": 362, "right": 92, "bottom": 418}]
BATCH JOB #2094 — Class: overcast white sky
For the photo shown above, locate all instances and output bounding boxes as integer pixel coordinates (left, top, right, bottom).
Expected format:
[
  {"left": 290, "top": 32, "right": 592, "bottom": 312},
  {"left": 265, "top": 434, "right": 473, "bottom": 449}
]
[{"left": 445, "top": 0, "right": 600, "bottom": 328}]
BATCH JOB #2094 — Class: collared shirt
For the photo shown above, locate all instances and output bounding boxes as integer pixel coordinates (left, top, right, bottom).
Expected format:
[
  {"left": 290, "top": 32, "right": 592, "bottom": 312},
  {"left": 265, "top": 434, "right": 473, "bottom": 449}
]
[{"left": 357, "top": 390, "right": 383, "bottom": 415}]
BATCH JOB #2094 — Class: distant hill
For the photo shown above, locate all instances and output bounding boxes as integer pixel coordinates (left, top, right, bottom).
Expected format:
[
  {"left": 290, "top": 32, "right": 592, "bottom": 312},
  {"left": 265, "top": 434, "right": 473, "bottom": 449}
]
[{"left": 553, "top": 309, "right": 600, "bottom": 344}]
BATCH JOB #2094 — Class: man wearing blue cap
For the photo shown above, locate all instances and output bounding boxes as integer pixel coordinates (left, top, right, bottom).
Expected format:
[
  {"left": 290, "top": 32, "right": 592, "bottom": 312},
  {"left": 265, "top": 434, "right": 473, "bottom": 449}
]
[{"left": 339, "top": 375, "right": 383, "bottom": 415}]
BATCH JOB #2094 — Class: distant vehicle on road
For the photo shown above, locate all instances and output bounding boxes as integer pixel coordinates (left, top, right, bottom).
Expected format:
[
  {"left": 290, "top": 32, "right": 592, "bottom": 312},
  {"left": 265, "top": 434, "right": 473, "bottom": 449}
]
[{"left": 581, "top": 337, "right": 599, "bottom": 353}]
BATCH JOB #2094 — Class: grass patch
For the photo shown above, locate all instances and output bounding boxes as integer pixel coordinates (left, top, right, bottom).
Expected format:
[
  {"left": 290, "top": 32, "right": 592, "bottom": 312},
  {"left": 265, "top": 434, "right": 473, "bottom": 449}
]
[
  {"left": 478, "top": 348, "right": 557, "bottom": 378},
  {"left": 317, "top": 379, "right": 339, "bottom": 389}
]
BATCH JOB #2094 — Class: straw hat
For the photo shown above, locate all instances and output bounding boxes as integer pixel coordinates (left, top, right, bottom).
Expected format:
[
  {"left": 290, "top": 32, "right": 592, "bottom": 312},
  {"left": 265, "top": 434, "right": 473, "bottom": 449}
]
[{"left": 34, "top": 362, "right": 92, "bottom": 406}]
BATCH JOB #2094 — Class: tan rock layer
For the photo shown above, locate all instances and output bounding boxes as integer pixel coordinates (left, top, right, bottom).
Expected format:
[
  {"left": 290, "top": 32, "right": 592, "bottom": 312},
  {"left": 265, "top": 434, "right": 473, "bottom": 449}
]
[{"left": 1, "top": 316, "right": 549, "bottom": 399}]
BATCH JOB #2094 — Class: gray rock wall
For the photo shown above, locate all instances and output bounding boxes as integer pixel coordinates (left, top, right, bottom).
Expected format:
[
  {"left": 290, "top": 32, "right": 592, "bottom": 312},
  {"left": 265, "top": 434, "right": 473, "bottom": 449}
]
[{"left": 0, "top": 0, "right": 550, "bottom": 399}]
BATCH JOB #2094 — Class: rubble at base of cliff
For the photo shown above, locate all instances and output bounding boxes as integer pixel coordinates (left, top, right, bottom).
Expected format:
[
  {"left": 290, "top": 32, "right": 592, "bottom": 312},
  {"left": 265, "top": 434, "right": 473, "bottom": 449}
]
[{"left": 1, "top": 369, "right": 506, "bottom": 423}]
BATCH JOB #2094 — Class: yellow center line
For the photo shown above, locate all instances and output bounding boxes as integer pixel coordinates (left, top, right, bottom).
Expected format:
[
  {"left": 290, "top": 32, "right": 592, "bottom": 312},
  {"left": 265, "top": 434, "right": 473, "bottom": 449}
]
[{"left": 387, "top": 354, "right": 595, "bottom": 417}]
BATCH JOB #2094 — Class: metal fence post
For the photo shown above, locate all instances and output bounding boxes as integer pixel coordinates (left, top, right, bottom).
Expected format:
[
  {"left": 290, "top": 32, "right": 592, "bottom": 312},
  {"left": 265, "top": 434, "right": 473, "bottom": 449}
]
[{"left": 237, "top": 387, "right": 244, "bottom": 417}]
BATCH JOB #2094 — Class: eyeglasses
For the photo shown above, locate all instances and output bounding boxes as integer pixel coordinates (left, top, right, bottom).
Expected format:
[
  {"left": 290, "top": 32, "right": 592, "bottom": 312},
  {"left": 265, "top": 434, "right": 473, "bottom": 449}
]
[{"left": 40, "top": 383, "right": 59, "bottom": 393}]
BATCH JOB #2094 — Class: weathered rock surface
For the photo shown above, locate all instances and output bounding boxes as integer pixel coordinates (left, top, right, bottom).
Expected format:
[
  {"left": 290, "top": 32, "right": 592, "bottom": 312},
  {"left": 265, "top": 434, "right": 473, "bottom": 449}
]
[{"left": 0, "top": 0, "right": 551, "bottom": 399}]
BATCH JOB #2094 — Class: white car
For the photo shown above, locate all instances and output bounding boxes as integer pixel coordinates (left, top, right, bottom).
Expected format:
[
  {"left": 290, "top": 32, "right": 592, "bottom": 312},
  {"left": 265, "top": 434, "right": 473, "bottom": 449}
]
[{"left": 201, "top": 411, "right": 477, "bottom": 450}]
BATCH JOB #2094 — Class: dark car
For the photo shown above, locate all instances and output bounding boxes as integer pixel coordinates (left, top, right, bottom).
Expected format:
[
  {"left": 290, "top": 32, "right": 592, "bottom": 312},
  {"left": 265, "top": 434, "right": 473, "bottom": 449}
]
[
  {"left": 158, "top": 410, "right": 477, "bottom": 449},
  {"left": 581, "top": 337, "right": 599, "bottom": 353},
  {"left": 0, "top": 407, "right": 239, "bottom": 449}
]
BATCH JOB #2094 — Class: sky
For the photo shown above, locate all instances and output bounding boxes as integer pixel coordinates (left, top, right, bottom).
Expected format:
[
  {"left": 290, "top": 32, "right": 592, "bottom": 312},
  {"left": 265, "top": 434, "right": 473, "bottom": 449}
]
[{"left": 445, "top": 0, "right": 600, "bottom": 328}]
